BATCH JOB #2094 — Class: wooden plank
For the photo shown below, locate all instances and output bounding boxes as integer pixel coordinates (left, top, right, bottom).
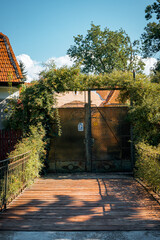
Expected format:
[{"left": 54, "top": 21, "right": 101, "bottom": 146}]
[
  {"left": 0, "top": 177, "right": 160, "bottom": 231},
  {"left": 3, "top": 208, "right": 160, "bottom": 217}
]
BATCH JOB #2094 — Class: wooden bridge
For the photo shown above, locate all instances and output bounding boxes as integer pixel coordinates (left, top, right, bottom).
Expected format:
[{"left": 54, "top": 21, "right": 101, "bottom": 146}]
[{"left": 0, "top": 174, "right": 160, "bottom": 231}]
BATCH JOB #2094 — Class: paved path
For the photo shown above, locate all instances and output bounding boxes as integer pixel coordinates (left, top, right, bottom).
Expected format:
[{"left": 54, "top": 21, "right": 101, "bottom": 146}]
[
  {"left": 0, "top": 174, "right": 160, "bottom": 231},
  {"left": 0, "top": 231, "right": 160, "bottom": 240}
]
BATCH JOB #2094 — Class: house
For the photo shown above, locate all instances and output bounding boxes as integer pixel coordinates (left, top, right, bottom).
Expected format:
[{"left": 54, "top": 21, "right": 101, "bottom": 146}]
[
  {"left": 0, "top": 32, "right": 23, "bottom": 129},
  {"left": 97, "top": 90, "right": 121, "bottom": 106},
  {"left": 56, "top": 90, "right": 121, "bottom": 108}
]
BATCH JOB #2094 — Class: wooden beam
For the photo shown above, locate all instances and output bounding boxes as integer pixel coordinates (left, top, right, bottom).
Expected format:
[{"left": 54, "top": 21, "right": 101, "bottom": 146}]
[{"left": 85, "top": 90, "right": 92, "bottom": 172}]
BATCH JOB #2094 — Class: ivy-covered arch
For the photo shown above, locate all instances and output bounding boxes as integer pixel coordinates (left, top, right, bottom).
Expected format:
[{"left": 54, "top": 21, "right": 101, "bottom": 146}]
[{"left": 7, "top": 65, "right": 160, "bottom": 146}]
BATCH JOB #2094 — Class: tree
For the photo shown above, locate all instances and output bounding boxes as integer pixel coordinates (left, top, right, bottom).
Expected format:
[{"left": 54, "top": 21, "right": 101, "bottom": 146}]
[
  {"left": 151, "top": 60, "right": 160, "bottom": 83},
  {"left": 67, "top": 23, "right": 144, "bottom": 74},
  {"left": 19, "top": 60, "right": 27, "bottom": 82},
  {"left": 141, "top": 0, "right": 160, "bottom": 82},
  {"left": 141, "top": 0, "right": 160, "bottom": 57}
]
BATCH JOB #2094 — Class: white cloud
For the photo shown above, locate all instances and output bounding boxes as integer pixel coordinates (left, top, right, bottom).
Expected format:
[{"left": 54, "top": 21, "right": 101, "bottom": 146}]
[
  {"left": 16, "top": 54, "right": 44, "bottom": 82},
  {"left": 47, "top": 55, "right": 74, "bottom": 68},
  {"left": 142, "top": 57, "right": 157, "bottom": 75},
  {"left": 130, "top": 55, "right": 157, "bottom": 75},
  {"left": 16, "top": 54, "right": 157, "bottom": 82},
  {"left": 16, "top": 54, "right": 74, "bottom": 82}
]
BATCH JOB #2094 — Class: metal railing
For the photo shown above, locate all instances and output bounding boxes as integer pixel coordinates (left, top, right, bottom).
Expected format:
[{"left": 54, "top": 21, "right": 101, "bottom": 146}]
[{"left": 0, "top": 151, "right": 30, "bottom": 211}]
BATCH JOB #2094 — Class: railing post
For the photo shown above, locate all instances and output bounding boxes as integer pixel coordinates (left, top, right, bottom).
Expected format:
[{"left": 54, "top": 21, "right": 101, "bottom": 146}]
[
  {"left": 4, "top": 160, "right": 9, "bottom": 210},
  {"left": 0, "top": 151, "right": 31, "bottom": 211},
  {"left": 130, "top": 70, "right": 135, "bottom": 169},
  {"left": 85, "top": 90, "right": 92, "bottom": 172},
  {"left": 22, "top": 154, "right": 24, "bottom": 186}
]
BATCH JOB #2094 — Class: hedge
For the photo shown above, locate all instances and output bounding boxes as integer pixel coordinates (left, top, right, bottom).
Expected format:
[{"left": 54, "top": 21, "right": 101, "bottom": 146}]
[
  {"left": 135, "top": 142, "right": 160, "bottom": 195},
  {"left": 6, "top": 125, "right": 46, "bottom": 199}
]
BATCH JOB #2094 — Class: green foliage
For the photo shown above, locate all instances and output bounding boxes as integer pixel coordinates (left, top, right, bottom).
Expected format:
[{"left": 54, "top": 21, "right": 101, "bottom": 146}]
[
  {"left": 145, "top": 0, "right": 160, "bottom": 21},
  {"left": 67, "top": 23, "right": 145, "bottom": 74},
  {"left": 128, "top": 81, "right": 160, "bottom": 146},
  {"left": 6, "top": 73, "right": 62, "bottom": 171},
  {"left": 135, "top": 142, "right": 160, "bottom": 194},
  {"left": 3, "top": 125, "right": 45, "bottom": 202},
  {"left": 40, "top": 65, "right": 145, "bottom": 91},
  {"left": 141, "top": 1, "right": 160, "bottom": 83},
  {"left": 142, "top": 22, "right": 160, "bottom": 57},
  {"left": 6, "top": 63, "right": 160, "bottom": 191},
  {"left": 142, "top": 0, "right": 160, "bottom": 58},
  {"left": 151, "top": 60, "right": 160, "bottom": 83},
  {"left": 40, "top": 65, "right": 160, "bottom": 146},
  {"left": 6, "top": 78, "right": 61, "bottom": 135},
  {"left": 40, "top": 63, "right": 83, "bottom": 93},
  {"left": 9, "top": 65, "right": 158, "bottom": 148},
  {"left": 19, "top": 60, "right": 27, "bottom": 82},
  {"left": 9, "top": 124, "right": 46, "bottom": 165}
]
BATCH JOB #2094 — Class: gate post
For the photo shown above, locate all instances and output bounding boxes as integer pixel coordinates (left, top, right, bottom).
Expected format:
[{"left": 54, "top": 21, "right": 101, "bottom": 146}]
[
  {"left": 130, "top": 70, "right": 135, "bottom": 169},
  {"left": 4, "top": 159, "right": 9, "bottom": 209},
  {"left": 85, "top": 90, "right": 92, "bottom": 172}
]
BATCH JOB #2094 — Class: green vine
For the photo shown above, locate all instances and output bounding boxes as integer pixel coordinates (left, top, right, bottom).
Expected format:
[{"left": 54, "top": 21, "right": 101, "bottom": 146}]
[{"left": 5, "top": 66, "right": 160, "bottom": 180}]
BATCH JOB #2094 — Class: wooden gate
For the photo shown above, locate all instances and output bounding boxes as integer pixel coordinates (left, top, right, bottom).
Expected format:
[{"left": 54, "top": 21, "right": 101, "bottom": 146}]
[
  {"left": 91, "top": 106, "right": 131, "bottom": 172},
  {"left": 49, "top": 108, "right": 86, "bottom": 172},
  {"left": 48, "top": 106, "right": 131, "bottom": 173}
]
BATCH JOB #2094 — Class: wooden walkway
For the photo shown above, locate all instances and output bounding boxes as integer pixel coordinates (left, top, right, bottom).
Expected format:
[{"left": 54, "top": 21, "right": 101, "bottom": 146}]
[{"left": 0, "top": 175, "right": 160, "bottom": 231}]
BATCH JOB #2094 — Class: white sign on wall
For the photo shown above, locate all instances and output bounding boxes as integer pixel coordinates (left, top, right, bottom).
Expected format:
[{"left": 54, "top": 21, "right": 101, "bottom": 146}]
[{"left": 78, "top": 123, "right": 84, "bottom": 131}]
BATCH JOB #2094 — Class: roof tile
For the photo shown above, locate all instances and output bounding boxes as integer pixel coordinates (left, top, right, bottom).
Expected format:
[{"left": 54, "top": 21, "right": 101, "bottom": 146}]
[{"left": 0, "top": 32, "right": 22, "bottom": 83}]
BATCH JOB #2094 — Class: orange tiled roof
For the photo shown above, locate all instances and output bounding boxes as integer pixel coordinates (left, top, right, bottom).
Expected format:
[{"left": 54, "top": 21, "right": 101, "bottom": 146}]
[
  {"left": 98, "top": 90, "right": 121, "bottom": 106},
  {"left": 0, "top": 33, "right": 22, "bottom": 83},
  {"left": 61, "top": 100, "right": 85, "bottom": 108},
  {"left": 96, "top": 90, "right": 111, "bottom": 101},
  {"left": 60, "top": 100, "right": 97, "bottom": 108},
  {"left": 107, "top": 90, "right": 120, "bottom": 104}
]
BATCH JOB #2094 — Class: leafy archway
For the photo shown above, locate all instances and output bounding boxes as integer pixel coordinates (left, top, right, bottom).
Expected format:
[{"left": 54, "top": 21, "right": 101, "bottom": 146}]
[
  {"left": 7, "top": 65, "right": 160, "bottom": 146},
  {"left": 5, "top": 66, "right": 160, "bottom": 174}
]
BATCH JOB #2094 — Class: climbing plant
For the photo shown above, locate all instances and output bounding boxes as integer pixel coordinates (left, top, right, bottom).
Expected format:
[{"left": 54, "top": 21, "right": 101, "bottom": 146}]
[
  {"left": 6, "top": 75, "right": 61, "bottom": 171},
  {"left": 6, "top": 64, "right": 160, "bottom": 176},
  {"left": 6, "top": 78, "right": 61, "bottom": 134},
  {"left": 40, "top": 64, "right": 160, "bottom": 145}
]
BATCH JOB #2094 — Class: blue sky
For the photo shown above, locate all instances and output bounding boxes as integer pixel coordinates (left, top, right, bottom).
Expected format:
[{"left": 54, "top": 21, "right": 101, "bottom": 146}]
[
  {"left": 1, "top": 0, "right": 153, "bottom": 60},
  {"left": 0, "top": 0, "right": 156, "bottom": 81}
]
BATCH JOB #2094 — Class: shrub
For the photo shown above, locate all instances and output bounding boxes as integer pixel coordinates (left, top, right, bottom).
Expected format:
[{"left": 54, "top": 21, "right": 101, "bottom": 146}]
[
  {"left": 6, "top": 124, "right": 46, "bottom": 198},
  {"left": 135, "top": 142, "right": 160, "bottom": 194},
  {"left": 128, "top": 82, "right": 160, "bottom": 146}
]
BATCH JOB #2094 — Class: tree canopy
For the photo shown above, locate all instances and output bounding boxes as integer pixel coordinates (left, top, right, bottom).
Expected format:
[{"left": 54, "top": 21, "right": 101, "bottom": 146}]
[
  {"left": 141, "top": 0, "right": 160, "bottom": 58},
  {"left": 67, "top": 24, "right": 144, "bottom": 74},
  {"left": 141, "top": 0, "right": 160, "bottom": 83}
]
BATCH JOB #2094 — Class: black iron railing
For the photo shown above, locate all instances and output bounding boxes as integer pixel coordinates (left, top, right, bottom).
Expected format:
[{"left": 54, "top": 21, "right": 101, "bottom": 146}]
[{"left": 0, "top": 151, "right": 30, "bottom": 211}]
